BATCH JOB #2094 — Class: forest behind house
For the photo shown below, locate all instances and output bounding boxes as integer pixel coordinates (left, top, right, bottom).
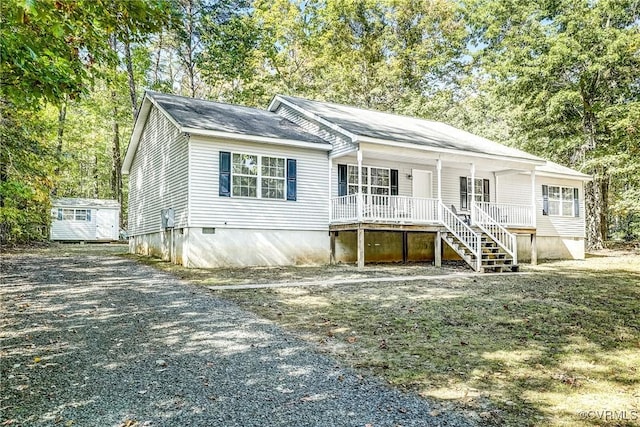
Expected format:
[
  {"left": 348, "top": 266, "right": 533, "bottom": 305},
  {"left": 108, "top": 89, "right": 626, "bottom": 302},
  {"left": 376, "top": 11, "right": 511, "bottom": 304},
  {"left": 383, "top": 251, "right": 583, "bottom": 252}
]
[{"left": 1, "top": 0, "right": 638, "bottom": 248}]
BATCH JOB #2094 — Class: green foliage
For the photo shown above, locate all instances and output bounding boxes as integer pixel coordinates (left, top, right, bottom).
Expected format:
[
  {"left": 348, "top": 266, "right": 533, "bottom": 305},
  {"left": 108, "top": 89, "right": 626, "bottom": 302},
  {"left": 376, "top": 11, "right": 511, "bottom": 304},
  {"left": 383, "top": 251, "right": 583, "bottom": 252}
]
[
  {"left": 464, "top": 0, "right": 640, "bottom": 245},
  {"left": 0, "top": 105, "right": 54, "bottom": 243}
]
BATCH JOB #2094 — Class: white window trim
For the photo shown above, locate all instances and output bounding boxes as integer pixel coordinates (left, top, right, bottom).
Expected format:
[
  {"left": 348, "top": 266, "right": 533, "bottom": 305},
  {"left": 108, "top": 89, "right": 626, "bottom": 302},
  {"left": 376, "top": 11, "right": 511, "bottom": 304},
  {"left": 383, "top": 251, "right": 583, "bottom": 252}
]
[
  {"left": 231, "top": 152, "right": 286, "bottom": 200},
  {"left": 547, "top": 185, "right": 575, "bottom": 217},
  {"left": 347, "top": 164, "right": 391, "bottom": 195},
  {"left": 58, "top": 208, "right": 91, "bottom": 222}
]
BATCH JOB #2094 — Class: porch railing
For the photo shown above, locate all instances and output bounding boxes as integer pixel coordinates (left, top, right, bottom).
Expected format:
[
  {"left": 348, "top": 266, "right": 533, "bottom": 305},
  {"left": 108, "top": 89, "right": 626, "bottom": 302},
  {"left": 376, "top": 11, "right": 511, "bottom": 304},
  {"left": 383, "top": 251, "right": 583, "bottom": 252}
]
[
  {"left": 440, "top": 202, "right": 481, "bottom": 271},
  {"left": 473, "top": 203, "right": 518, "bottom": 265},
  {"left": 330, "top": 194, "right": 440, "bottom": 224},
  {"left": 475, "top": 202, "right": 533, "bottom": 227}
]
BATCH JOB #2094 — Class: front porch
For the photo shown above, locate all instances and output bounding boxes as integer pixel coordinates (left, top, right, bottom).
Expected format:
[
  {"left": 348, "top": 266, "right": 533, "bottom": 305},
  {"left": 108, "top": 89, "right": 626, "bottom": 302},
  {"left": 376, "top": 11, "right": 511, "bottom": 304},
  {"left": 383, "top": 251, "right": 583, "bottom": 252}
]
[
  {"left": 330, "top": 195, "right": 535, "bottom": 229},
  {"left": 329, "top": 195, "right": 537, "bottom": 272}
]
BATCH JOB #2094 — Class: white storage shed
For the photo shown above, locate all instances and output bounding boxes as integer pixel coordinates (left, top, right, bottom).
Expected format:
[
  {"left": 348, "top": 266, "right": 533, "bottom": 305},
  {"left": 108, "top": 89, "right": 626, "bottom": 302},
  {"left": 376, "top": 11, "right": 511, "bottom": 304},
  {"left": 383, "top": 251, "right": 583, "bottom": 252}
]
[{"left": 50, "top": 198, "right": 120, "bottom": 242}]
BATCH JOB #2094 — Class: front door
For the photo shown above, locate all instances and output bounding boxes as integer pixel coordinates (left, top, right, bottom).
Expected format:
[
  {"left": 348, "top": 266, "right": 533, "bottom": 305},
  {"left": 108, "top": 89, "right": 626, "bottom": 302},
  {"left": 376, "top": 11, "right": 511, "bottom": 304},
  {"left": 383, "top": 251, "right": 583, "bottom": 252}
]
[
  {"left": 95, "top": 209, "right": 114, "bottom": 240},
  {"left": 412, "top": 169, "right": 432, "bottom": 198}
]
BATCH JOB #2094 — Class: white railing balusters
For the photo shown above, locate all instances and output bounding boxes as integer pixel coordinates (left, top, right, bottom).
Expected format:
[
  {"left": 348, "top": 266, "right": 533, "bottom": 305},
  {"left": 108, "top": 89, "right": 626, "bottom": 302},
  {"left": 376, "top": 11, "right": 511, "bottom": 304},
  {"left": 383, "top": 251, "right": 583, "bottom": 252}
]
[
  {"left": 475, "top": 202, "right": 533, "bottom": 227},
  {"left": 330, "top": 194, "right": 440, "bottom": 224}
]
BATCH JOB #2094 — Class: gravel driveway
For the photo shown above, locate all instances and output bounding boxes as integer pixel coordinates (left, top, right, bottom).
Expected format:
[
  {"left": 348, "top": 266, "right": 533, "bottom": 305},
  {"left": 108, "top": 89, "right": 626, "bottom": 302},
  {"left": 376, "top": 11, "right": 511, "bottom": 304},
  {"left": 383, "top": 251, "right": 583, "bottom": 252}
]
[{"left": 1, "top": 249, "right": 478, "bottom": 426}]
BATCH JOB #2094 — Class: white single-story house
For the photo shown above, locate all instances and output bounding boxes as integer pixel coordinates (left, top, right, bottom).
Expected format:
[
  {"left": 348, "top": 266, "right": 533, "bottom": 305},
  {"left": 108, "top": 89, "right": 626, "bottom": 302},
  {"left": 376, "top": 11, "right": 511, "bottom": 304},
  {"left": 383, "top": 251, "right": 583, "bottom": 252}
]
[
  {"left": 122, "top": 91, "right": 591, "bottom": 271},
  {"left": 50, "top": 198, "right": 120, "bottom": 242}
]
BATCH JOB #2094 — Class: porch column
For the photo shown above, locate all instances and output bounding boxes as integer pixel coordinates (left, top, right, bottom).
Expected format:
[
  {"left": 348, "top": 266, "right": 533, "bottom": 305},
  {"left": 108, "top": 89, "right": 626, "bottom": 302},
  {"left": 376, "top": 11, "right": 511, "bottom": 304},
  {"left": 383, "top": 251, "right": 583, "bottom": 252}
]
[
  {"left": 357, "top": 149, "right": 363, "bottom": 222},
  {"left": 328, "top": 157, "right": 333, "bottom": 222},
  {"left": 435, "top": 230, "right": 442, "bottom": 267},
  {"left": 437, "top": 158, "right": 442, "bottom": 222},
  {"left": 470, "top": 162, "right": 476, "bottom": 223},
  {"left": 530, "top": 170, "right": 537, "bottom": 228},
  {"left": 436, "top": 158, "right": 442, "bottom": 200}
]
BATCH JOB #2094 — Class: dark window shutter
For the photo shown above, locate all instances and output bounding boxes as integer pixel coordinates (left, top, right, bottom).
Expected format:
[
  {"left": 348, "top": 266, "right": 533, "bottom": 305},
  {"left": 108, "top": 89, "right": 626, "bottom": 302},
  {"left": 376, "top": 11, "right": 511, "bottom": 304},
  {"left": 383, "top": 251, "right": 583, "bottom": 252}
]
[
  {"left": 338, "top": 164, "right": 347, "bottom": 196},
  {"left": 390, "top": 169, "right": 398, "bottom": 195},
  {"left": 573, "top": 187, "right": 579, "bottom": 217},
  {"left": 483, "top": 179, "right": 490, "bottom": 202},
  {"left": 287, "top": 159, "right": 297, "bottom": 201},
  {"left": 542, "top": 184, "right": 549, "bottom": 215},
  {"left": 57, "top": 209, "right": 62, "bottom": 220},
  {"left": 460, "top": 176, "right": 468, "bottom": 209},
  {"left": 219, "top": 151, "right": 231, "bottom": 197},
  {"left": 87, "top": 210, "right": 92, "bottom": 222}
]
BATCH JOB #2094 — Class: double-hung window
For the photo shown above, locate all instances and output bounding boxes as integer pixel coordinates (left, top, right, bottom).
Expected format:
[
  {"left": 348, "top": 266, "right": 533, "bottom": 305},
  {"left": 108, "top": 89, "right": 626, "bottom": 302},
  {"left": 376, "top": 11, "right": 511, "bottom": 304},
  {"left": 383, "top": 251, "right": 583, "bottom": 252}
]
[
  {"left": 460, "top": 177, "right": 490, "bottom": 210},
  {"left": 220, "top": 152, "right": 294, "bottom": 200},
  {"left": 347, "top": 165, "right": 390, "bottom": 195},
  {"left": 543, "top": 185, "right": 579, "bottom": 217}
]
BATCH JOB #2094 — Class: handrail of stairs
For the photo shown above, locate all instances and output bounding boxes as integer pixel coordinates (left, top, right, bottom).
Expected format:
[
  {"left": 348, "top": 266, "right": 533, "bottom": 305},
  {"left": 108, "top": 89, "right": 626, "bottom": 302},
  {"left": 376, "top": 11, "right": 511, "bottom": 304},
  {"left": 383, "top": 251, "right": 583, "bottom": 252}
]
[
  {"left": 439, "top": 202, "right": 481, "bottom": 271},
  {"left": 472, "top": 203, "right": 518, "bottom": 265}
]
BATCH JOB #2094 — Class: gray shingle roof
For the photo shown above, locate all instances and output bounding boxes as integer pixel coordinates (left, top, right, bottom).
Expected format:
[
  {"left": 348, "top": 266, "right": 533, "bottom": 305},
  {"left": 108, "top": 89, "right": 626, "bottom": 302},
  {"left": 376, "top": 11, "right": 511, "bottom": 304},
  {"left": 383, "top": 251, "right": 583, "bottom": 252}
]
[
  {"left": 278, "top": 95, "right": 544, "bottom": 162},
  {"left": 148, "top": 91, "right": 329, "bottom": 145}
]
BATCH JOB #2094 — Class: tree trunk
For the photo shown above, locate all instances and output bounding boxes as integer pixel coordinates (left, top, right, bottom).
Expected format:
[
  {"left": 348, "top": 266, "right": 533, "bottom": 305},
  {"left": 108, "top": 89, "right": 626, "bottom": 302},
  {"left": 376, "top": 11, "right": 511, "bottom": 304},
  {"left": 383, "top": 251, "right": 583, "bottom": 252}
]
[
  {"left": 123, "top": 30, "right": 139, "bottom": 121},
  {"left": 580, "top": 94, "right": 605, "bottom": 250},
  {"left": 585, "top": 176, "right": 604, "bottom": 250},
  {"left": 52, "top": 98, "right": 67, "bottom": 196},
  {"left": 93, "top": 155, "right": 99, "bottom": 198},
  {"left": 111, "top": 102, "right": 122, "bottom": 210}
]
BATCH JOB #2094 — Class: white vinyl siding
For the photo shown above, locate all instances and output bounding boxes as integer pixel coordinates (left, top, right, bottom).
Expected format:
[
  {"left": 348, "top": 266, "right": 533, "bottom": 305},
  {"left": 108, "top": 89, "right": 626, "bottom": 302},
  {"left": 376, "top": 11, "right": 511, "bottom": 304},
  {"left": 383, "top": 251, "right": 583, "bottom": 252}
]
[
  {"left": 496, "top": 173, "right": 533, "bottom": 205},
  {"left": 189, "top": 137, "right": 329, "bottom": 230},
  {"left": 275, "top": 104, "right": 355, "bottom": 157},
  {"left": 127, "top": 106, "right": 189, "bottom": 236},
  {"left": 536, "top": 177, "right": 585, "bottom": 237}
]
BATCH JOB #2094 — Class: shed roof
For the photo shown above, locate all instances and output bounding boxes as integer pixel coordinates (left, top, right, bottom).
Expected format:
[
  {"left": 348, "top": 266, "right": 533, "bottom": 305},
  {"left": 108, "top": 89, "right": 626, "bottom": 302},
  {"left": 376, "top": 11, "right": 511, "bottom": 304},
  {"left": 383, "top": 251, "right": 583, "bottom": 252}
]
[
  {"left": 148, "top": 91, "right": 328, "bottom": 145},
  {"left": 52, "top": 198, "right": 120, "bottom": 208},
  {"left": 274, "top": 95, "right": 545, "bottom": 163}
]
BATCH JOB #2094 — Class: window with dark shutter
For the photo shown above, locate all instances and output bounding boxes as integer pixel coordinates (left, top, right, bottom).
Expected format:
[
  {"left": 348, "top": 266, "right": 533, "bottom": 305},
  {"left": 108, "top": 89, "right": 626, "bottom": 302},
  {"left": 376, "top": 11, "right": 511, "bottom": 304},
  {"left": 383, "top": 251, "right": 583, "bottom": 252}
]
[
  {"left": 219, "top": 151, "right": 231, "bottom": 197},
  {"left": 542, "top": 185, "right": 549, "bottom": 215},
  {"left": 338, "top": 164, "right": 347, "bottom": 196},
  {"left": 460, "top": 177, "right": 468, "bottom": 209},
  {"left": 391, "top": 169, "right": 398, "bottom": 195},
  {"left": 286, "top": 159, "right": 297, "bottom": 201},
  {"left": 483, "top": 179, "right": 490, "bottom": 203}
]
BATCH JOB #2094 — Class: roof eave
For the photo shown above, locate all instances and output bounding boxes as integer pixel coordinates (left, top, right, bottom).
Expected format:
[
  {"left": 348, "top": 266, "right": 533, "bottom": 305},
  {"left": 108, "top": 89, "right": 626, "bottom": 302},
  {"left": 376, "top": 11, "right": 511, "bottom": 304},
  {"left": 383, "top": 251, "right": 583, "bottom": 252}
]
[
  {"left": 535, "top": 170, "right": 592, "bottom": 181},
  {"left": 183, "top": 127, "right": 332, "bottom": 151}
]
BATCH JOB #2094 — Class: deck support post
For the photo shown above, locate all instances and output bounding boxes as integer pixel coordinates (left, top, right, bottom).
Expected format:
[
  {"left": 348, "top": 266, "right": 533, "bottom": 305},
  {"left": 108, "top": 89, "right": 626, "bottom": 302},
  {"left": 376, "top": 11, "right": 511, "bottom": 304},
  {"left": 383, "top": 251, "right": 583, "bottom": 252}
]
[
  {"left": 435, "top": 230, "right": 442, "bottom": 267},
  {"left": 330, "top": 231, "right": 336, "bottom": 265},
  {"left": 402, "top": 231, "right": 408, "bottom": 264},
  {"left": 531, "top": 233, "right": 537, "bottom": 265},
  {"left": 357, "top": 226, "right": 365, "bottom": 269}
]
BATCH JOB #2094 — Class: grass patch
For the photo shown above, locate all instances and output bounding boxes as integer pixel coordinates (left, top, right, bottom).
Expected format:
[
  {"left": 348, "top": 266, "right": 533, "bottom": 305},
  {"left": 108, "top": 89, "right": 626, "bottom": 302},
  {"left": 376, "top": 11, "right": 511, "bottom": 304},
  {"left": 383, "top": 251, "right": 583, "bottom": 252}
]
[{"left": 125, "top": 247, "right": 640, "bottom": 425}]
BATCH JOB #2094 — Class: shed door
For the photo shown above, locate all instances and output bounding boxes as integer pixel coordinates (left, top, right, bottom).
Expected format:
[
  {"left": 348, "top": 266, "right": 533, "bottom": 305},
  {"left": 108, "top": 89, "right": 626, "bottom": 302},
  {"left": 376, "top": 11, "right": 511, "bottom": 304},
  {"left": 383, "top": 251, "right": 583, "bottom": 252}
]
[{"left": 95, "top": 209, "right": 114, "bottom": 240}]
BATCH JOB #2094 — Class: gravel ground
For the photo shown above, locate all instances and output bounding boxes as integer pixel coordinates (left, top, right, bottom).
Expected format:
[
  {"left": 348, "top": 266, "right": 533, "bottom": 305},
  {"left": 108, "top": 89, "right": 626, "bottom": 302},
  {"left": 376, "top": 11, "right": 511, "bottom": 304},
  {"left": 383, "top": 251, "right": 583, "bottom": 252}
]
[{"left": 0, "top": 249, "right": 479, "bottom": 427}]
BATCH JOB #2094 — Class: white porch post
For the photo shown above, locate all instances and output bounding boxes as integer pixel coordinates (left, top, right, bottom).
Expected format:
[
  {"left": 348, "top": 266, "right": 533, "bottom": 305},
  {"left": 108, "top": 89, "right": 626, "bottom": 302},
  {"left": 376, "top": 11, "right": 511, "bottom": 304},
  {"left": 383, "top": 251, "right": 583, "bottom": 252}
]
[
  {"left": 437, "top": 158, "right": 442, "bottom": 222},
  {"left": 357, "top": 149, "right": 363, "bottom": 222},
  {"left": 328, "top": 157, "right": 333, "bottom": 222},
  {"left": 356, "top": 148, "right": 365, "bottom": 269},
  {"left": 470, "top": 162, "right": 476, "bottom": 223},
  {"left": 530, "top": 170, "right": 537, "bottom": 228}
]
